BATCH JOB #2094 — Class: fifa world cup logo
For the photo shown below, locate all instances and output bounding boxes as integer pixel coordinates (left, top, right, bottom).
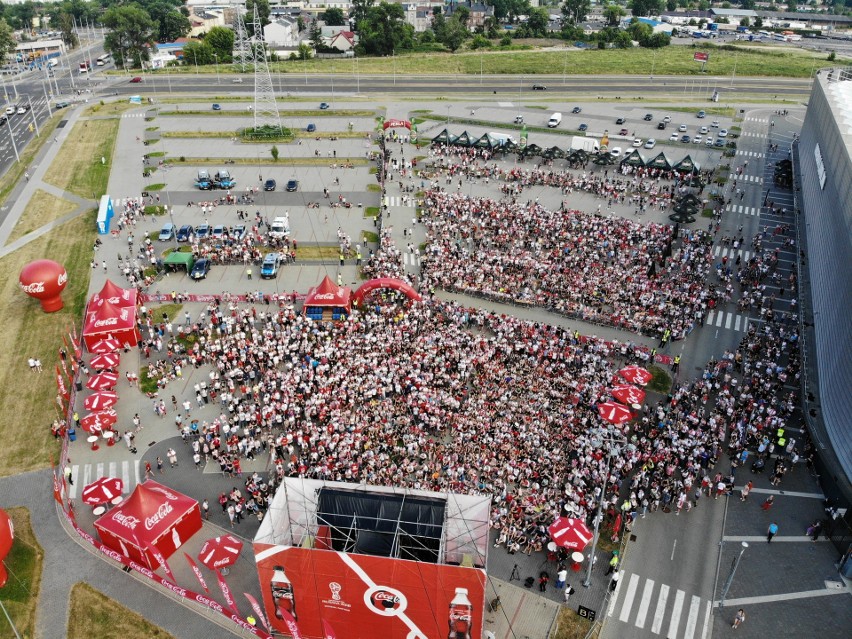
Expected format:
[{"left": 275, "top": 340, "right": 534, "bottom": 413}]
[{"left": 329, "top": 582, "right": 342, "bottom": 601}]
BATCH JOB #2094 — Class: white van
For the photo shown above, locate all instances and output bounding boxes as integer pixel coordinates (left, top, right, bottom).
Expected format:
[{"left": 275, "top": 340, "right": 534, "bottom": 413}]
[
  {"left": 269, "top": 216, "right": 290, "bottom": 239},
  {"left": 548, "top": 112, "right": 562, "bottom": 128}
]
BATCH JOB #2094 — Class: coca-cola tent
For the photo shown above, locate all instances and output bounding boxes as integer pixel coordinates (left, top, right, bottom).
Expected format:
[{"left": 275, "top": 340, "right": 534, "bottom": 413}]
[
  {"left": 303, "top": 275, "right": 352, "bottom": 321},
  {"left": 83, "top": 297, "right": 140, "bottom": 351},
  {"left": 94, "top": 480, "right": 202, "bottom": 570},
  {"left": 89, "top": 279, "right": 137, "bottom": 308}
]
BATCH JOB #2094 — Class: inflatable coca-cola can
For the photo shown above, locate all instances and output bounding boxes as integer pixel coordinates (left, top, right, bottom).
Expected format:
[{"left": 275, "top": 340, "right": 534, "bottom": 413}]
[{"left": 19, "top": 259, "right": 68, "bottom": 312}]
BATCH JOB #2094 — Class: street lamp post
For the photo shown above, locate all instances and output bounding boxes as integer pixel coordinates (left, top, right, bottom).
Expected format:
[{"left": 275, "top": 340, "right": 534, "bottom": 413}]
[
  {"left": 719, "top": 541, "right": 749, "bottom": 608},
  {"left": 27, "top": 95, "right": 39, "bottom": 136},
  {"left": 214, "top": 54, "right": 220, "bottom": 84},
  {"left": 583, "top": 428, "right": 629, "bottom": 588},
  {"left": 5, "top": 112, "right": 21, "bottom": 163}
]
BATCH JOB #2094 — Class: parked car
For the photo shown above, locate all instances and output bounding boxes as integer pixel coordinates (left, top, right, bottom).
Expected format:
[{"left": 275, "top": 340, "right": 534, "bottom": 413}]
[
  {"left": 16, "top": 105, "right": 28, "bottom": 114},
  {"left": 663, "top": 116, "right": 672, "bottom": 123},
  {"left": 706, "top": 137, "right": 714, "bottom": 146},
  {"left": 618, "top": 128, "right": 629, "bottom": 136},
  {"left": 513, "top": 115, "right": 524, "bottom": 124},
  {"left": 232, "top": 77, "right": 244, "bottom": 84},
  {"left": 711, "top": 120, "right": 720, "bottom": 128},
  {"left": 4, "top": 106, "right": 14, "bottom": 115},
  {"left": 158, "top": 223, "right": 175, "bottom": 241},
  {"left": 260, "top": 253, "right": 282, "bottom": 279},
  {"left": 176, "top": 225, "right": 193, "bottom": 242},
  {"left": 718, "top": 129, "right": 728, "bottom": 137},
  {"left": 212, "top": 103, "right": 221, "bottom": 111},
  {"left": 211, "top": 225, "right": 225, "bottom": 239},
  {"left": 714, "top": 139, "right": 725, "bottom": 147},
  {"left": 306, "top": 123, "right": 316, "bottom": 132},
  {"left": 264, "top": 179, "right": 276, "bottom": 191},
  {"left": 669, "top": 132, "right": 679, "bottom": 141},
  {"left": 54, "top": 100, "right": 69, "bottom": 109},
  {"left": 644, "top": 138, "right": 656, "bottom": 149},
  {"left": 657, "top": 122, "right": 667, "bottom": 130},
  {"left": 697, "top": 110, "right": 706, "bottom": 118},
  {"left": 319, "top": 102, "right": 329, "bottom": 109},
  {"left": 680, "top": 135, "right": 691, "bottom": 143},
  {"left": 233, "top": 224, "right": 247, "bottom": 240},
  {"left": 571, "top": 106, "right": 581, "bottom": 114},
  {"left": 632, "top": 138, "right": 642, "bottom": 147},
  {"left": 578, "top": 123, "right": 588, "bottom": 132},
  {"left": 286, "top": 179, "right": 298, "bottom": 192},
  {"left": 693, "top": 135, "right": 703, "bottom": 144},
  {"left": 643, "top": 113, "right": 653, "bottom": 121},
  {"left": 190, "top": 258, "right": 211, "bottom": 280},
  {"left": 616, "top": 117, "right": 626, "bottom": 125},
  {"left": 531, "top": 84, "right": 547, "bottom": 90},
  {"left": 699, "top": 126, "right": 709, "bottom": 134},
  {"left": 678, "top": 124, "right": 687, "bottom": 132},
  {"left": 129, "top": 76, "right": 142, "bottom": 83},
  {"left": 609, "top": 147, "right": 622, "bottom": 158},
  {"left": 195, "top": 224, "right": 210, "bottom": 239}
]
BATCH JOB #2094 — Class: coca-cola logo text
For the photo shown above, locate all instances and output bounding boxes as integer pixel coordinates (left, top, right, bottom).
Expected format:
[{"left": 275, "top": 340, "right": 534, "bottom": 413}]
[
  {"left": 195, "top": 593, "right": 225, "bottom": 613},
  {"left": 98, "top": 545, "right": 125, "bottom": 563},
  {"left": 144, "top": 501, "right": 174, "bottom": 530},
  {"left": 112, "top": 511, "right": 141, "bottom": 530},
  {"left": 370, "top": 590, "right": 401, "bottom": 611},
  {"left": 148, "top": 486, "right": 180, "bottom": 501},
  {"left": 161, "top": 580, "right": 187, "bottom": 597},
  {"left": 94, "top": 317, "right": 120, "bottom": 327},
  {"left": 313, "top": 293, "right": 338, "bottom": 300},
  {"left": 57, "top": 271, "right": 68, "bottom": 286},
  {"left": 20, "top": 281, "right": 45, "bottom": 294}
]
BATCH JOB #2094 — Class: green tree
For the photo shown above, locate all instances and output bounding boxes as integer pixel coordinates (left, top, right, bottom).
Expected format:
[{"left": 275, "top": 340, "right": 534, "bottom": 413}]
[
  {"left": 739, "top": 17, "right": 750, "bottom": 27},
  {"left": 245, "top": 0, "right": 270, "bottom": 35},
  {"left": 357, "top": 2, "right": 414, "bottom": 56},
  {"left": 562, "top": 0, "right": 591, "bottom": 24},
  {"left": 323, "top": 7, "right": 346, "bottom": 26},
  {"left": 786, "top": 0, "right": 797, "bottom": 11},
  {"left": 470, "top": 33, "right": 492, "bottom": 49},
  {"left": 432, "top": 7, "right": 447, "bottom": 41},
  {"left": 159, "top": 10, "right": 190, "bottom": 42},
  {"left": 351, "top": 0, "right": 376, "bottom": 29},
  {"left": 754, "top": 16, "right": 763, "bottom": 28},
  {"left": 56, "top": 11, "right": 79, "bottom": 49},
  {"left": 441, "top": 16, "right": 469, "bottom": 52},
  {"left": 182, "top": 41, "right": 214, "bottom": 66},
  {"left": 645, "top": 32, "right": 671, "bottom": 47},
  {"left": 666, "top": 0, "right": 678, "bottom": 10},
  {"left": 0, "top": 18, "right": 16, "bottom": 56},
  {"left": 454, "top": 5, "right": 471, "bottom": 27},
  {"left": 740, "top": 0, "right": 755, "bottom": 8},
  {"left": 631, "top": 0, "right": 663, "bottom": 16},
  {"left": 309, "top": 20, "right": 323, "bottom": 49},
  {"left": 103, "top": 5, "right": 156, "bottom": 68},
  {"left": 204, "top": 26, "right": 234, "bottom": 62},
  {"left": 525, "top": 8, "right": 551, "bottom": 36},
  {"left": 603, "top": 4, "right": 626, "bottom": 26},
  {"left": 271, "top": 145, "right": 279, "bottom": 161},
  {"left": 7, "top": 2, "right": 36, "bottom": 31},
  {"left": 482, "top": 16, "right": 500, "bottom": 38}
]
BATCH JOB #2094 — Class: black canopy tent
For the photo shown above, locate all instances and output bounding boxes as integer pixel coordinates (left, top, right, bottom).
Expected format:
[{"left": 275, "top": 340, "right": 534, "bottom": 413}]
[
  {"left": 674, "top": 155, "right": 699, "bottom": 174},
  {"left": 454, "top": 131, "right": 473, "bottom": 147},
  {"left": 647, "top": 152, "right": 672, "bottom": 170},
  {"left": 621, "top": 149, "right": 645, "bottom": 167},
  {"left": 473, "top": 133, "right": 494, "bottom": 148},
  {"left": 431, "top": 128, "right": 451, "bottom": 145},
  {"left": 316, "top": 486, "right": 446, "bottom": 563}
]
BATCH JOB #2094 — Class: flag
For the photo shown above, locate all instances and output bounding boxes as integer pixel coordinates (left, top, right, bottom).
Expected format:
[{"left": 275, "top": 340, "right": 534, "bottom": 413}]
[
  {"left": 184, "top": 553, "right": 209, "bottom": 593},
  {"left": 69, "top": 328, "right": 82, "bottom": 359},
  {"left": 216, "top": 569, "right": 239, "bottom": 615},
  {"left": 149, "top": 544, "right": 176, "bottom": 583},
  {"left": 244, "top": 592, "right": 270, "bottom": 632},
  {"left": 279, "top": 608, "right": 303, "bottom": 639},
  {"left": 56, "top": 365, "right": 69, "bottom": 400}
]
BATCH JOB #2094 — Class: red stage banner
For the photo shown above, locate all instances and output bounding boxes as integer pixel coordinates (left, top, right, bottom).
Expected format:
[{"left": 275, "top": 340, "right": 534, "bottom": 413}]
[
  {"left": 150, "top": 544, "right": 177, "bottom": 583},
  {"left": 254, "top": 546, "right": 486, "bottom": 639},
  {"left": 55, "top": 365, "right": 69, "bottom": 400},
  {"left": 185, "top": 553, "right": 210, "bottom": 593},
  {"left": 245, "top": 592, "right": 271, "bottom": 633},
  {"left": 280, "top": 608, "right": 303, "bottom": 639}
]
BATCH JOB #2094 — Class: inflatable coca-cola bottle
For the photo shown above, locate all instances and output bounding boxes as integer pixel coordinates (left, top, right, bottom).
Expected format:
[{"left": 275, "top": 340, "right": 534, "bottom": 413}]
[
  {"left": 448, "top": 587, "right": 472, "bottom": 639},
  {"left": 271, "top": 565, "right": 296, "bottom": 620}
]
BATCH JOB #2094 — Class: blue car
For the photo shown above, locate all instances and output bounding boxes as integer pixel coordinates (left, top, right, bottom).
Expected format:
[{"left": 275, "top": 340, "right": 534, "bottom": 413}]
[
  {"left": 260, "top": 253, "right": 281, "bottom": 279},
  {"left": 190, "top": 258, "right": 211, "bottom": 280},
  {"left": 212, "top": 103, "right": 221, "bottom": 111},
  {"left": 307, "top": 123, "right": 316, "bottom": 132},
  {"left": 195, "top": 224, "right": 210, "bottom": 239},
  {"left": 319, "top": 102, "right": 329, "bottom": 110},
  {"left": 176, "top": 225, "right": 193, "bottom": 242}
]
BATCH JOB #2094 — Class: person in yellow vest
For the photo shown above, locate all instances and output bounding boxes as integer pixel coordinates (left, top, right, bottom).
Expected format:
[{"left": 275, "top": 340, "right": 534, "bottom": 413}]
[
  {"left": 246, "top": 267, "right": 252, "bottom": 280},
  {"left": 672, "top": 355, "right": 681, "bottom": 374}
]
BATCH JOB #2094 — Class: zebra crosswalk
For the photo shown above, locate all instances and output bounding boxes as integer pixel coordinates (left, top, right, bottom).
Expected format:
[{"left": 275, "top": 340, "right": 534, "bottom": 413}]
[
  {"left": 736, "top": 150, "right": 764, "bottom": 158},
  {"left": 726, "top": 204, "right": 759, "bottom": 217},
  {"left": 402, "top": 253, "right": 421, "bottom": 268},
  {"left": 609, "top": 572, "right": 712, "bottom": 639},
  {"left": 745, "top": 117, "right": 769, "bottom": 124},
  {"left": 713, "top": 245, "right": 752, "bottom": 263},
  {"left": 706, "top": 309, "right": 750, "bottom": 332},
  {"left": 382, "top": 195, "right": 415, "bottom": 208},
  {"left": 68, "top": 460, "right": 142, "bottom": 500},
  {"left": 121, "top": 113, "right": 146, "bottom": 118},
  {"left": 728, "top": 173, "right": 763, "bottom": 184}
]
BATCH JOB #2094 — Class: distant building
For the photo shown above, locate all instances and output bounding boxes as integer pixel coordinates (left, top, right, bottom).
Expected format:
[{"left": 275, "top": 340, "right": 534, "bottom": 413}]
[
  {"left": 444, "top": 1, "right": 495, "bottom": 31},
  {"left": 264, "top": 17, "right": 301, "bottom": 49}
]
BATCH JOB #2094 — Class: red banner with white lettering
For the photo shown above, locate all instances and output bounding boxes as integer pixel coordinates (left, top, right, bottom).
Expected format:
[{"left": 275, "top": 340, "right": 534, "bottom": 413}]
[
  {"left": 56, "top": 364, "right": 69, "bottom": 400},
  {"left": 244, "top": 592, "right": 271, "bottom": 633},
  {"left": 280, "top": 608, "right": 303, "bottom": 639},
  {"left": 149, "top": 544, "right": 177, "bottom": 583},
  {"left": 216, "top": 569, "right": 239, "bottom": 615},
  {"left": 185, "top": 553, "right": 210, "bottom": 593}
]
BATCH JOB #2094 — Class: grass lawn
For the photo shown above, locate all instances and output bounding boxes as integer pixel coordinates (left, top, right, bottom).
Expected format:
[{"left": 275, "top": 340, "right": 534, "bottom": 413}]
[
  {"left": 160, "top": 131, "right": 235, "bottom": 139},
  {"left": 296, "top": 245, "right": 339, "bottom": 260},
  {"left": 44, "top": 119, "right": 118, "bottom": 199},
  {"left": 6, "top": 189, "right": 78, "bottom": 245},
  {"left": 0, "top": 112, "right": 64, "bottom": 207},
  {"left": 362, "top": 231, "right": 379, "bottom": 243},
  {"left": 0, "top": 211, "right": 94, "bottom": 476},
  {"left": 147, "top": 303, "right": 184, "bottom": 323},
  {"left": 67, "top": 582, "right": 175, "bottom": 639},
  {"left": 551, "top": 605, "right": 597, "bottom": 639},
  {"left": 647, "top": 365, "right": 673, "bottom": 395},
  {"left": 83, "top": 101, "right": 138, "bottom": 118},
  {"left": 0, "top": 507, "right": 44, "bottom": 639},
  {"left": 144, "top": 183, "right": 166, "bottom": 191}
]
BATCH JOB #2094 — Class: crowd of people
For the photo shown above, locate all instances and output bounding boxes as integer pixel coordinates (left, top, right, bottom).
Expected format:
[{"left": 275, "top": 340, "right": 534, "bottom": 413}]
[{"left": 418, "top": 191, "right": 715, "bottom": 339}]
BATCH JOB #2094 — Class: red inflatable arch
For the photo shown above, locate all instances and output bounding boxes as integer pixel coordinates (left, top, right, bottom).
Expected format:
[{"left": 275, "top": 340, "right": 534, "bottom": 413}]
[
  {"left": 353, "top": 278, "right": 422, "bottom": 306},
  {"left": 382, "top": 119, "right": 411, "bottom": 130}
]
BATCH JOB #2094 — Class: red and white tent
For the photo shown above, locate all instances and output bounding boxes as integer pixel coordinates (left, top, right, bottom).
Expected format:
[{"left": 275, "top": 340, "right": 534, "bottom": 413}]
[
  {"left": 94, "top": 480, "right": 202, "bottom": 570},
  {"left": 90, "top": 279, "right": 137, "bottom": 308},
  {"left": 303, "top": 275, "right": 352, "bottom": 315},
  {"left": 82, "top": 298, "right": 140, "bottom": 351}
]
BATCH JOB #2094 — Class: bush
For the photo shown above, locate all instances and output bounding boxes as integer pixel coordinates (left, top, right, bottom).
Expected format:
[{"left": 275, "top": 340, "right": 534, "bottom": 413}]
[{"left": 499, "top": 35, "right": 512, "bottom": 47}]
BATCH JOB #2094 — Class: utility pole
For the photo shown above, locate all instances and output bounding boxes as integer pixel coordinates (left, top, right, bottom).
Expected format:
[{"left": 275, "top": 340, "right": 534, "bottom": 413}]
[{"left": 719, "top": 542, "right": 749, "bottom": 608}]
